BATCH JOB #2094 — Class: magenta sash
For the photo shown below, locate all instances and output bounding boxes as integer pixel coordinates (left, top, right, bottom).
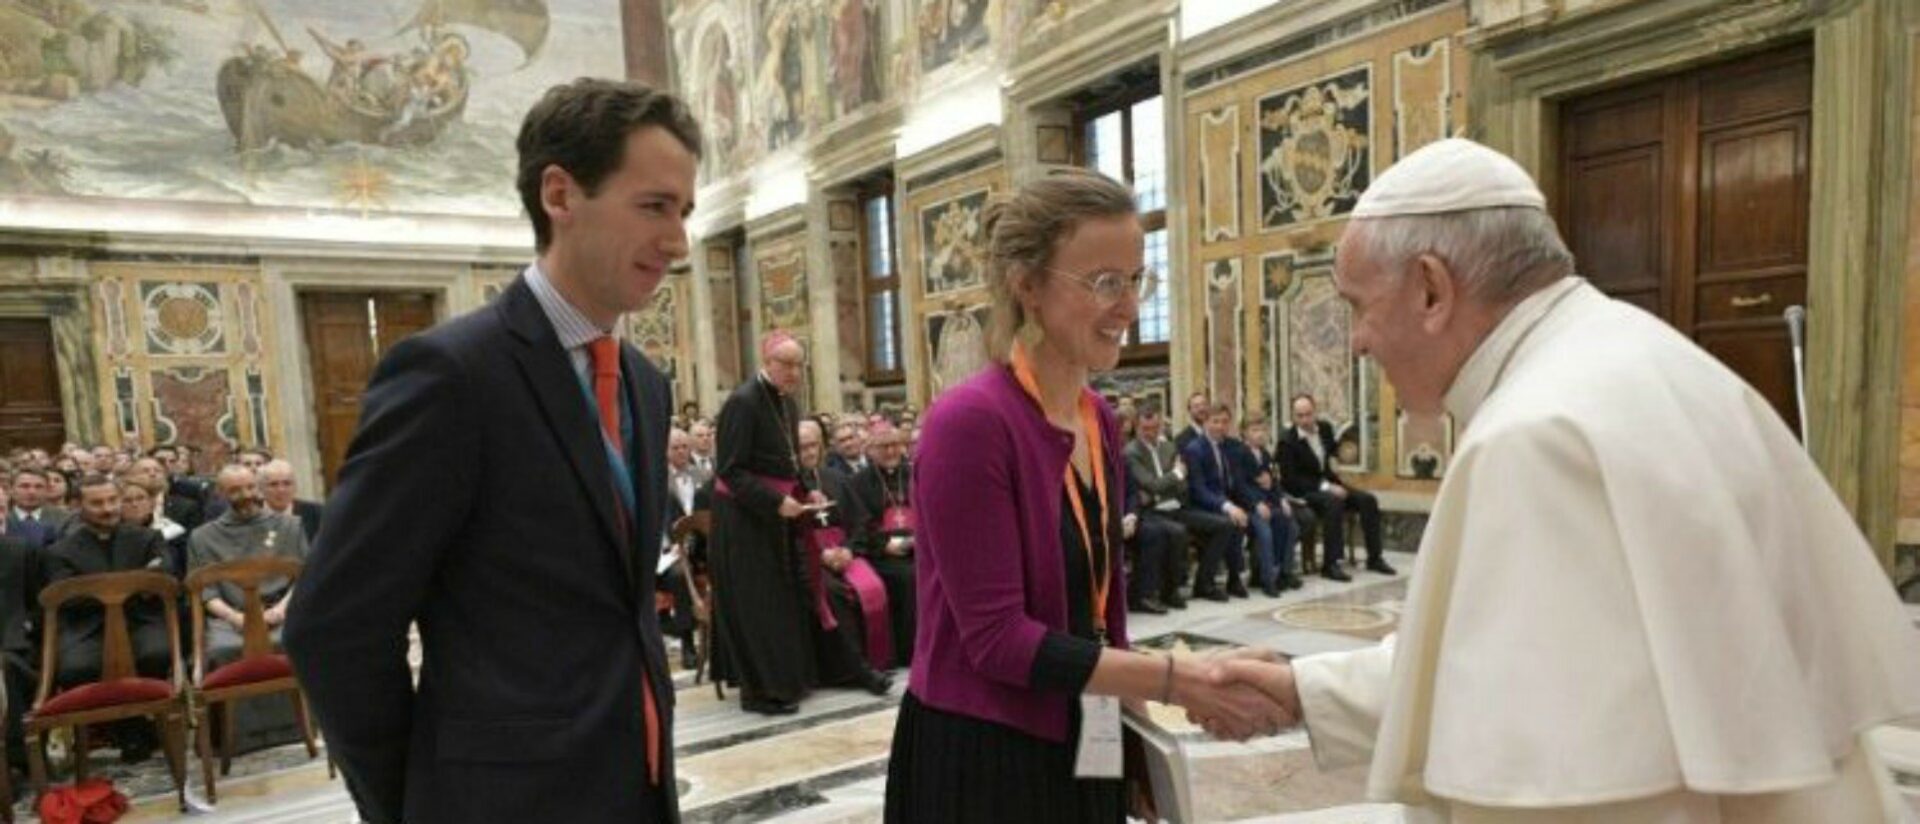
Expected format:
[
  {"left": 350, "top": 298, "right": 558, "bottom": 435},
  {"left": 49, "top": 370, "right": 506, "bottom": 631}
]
[
  {"left": 879, "top": 505, "right": 915, "bottom": 534},
  {"left": 797, "top": 523, "right": 843, "bottom": 630},
  {"left": 713, "top": 473, "right": 800, "bottom": 501},
  {"left": 840, "top": 557, "right": 893, "bottom": 670}
]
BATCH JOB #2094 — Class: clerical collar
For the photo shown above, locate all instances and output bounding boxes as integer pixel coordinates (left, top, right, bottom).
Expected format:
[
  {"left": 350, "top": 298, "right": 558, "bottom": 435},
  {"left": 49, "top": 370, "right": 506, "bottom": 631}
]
[{"left": 1444, "top": 276, "right": 1586, "bottom": 429}]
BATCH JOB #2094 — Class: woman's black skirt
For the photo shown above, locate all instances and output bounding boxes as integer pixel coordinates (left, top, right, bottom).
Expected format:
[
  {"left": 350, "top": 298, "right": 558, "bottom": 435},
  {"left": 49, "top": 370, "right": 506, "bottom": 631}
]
[{"left": 884, "top": 690, "right": 1123, "bottom": 823}]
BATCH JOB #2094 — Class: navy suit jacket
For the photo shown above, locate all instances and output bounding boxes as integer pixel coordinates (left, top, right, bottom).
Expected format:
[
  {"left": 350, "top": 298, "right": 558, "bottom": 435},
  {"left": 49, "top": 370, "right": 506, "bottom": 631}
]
[
  {"left": 285, "top": 277, "right": 678, "bottom": 824},
  {"left": 1180, "top": 436, "right": 1244, "bottom": 513},
  {"left": 4, "top": 516, "right": 54, "bottom": 550}
]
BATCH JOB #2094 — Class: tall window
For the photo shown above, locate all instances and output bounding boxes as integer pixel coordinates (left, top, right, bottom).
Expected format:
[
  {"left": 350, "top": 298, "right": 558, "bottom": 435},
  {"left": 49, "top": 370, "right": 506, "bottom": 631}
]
[
  {"left": 860, "top": 178, "right": 904, "bottom": 384},
  {"left": 1079, "top": 82, "right": 1169, "bottom": 362}
]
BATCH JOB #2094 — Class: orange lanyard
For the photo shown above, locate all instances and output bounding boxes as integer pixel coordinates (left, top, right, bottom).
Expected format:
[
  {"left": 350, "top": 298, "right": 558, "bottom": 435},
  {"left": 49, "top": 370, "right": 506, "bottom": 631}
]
[{"left": 1010, "top": 342, "right": 1111, "bottom": 641}]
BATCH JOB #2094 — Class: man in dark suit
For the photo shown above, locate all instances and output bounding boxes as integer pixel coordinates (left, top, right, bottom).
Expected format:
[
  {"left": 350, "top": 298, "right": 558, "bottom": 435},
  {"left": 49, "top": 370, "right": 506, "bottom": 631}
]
[
  {"left": 258, "top": 460, "right": 323, "bottom": 544},
  {"left": 285, "top": 79, "right": 701, "bottom": 824},
  {"left": 9, "top": 468, "right": 71, "bottom": 540},
  {"left": 1173, "top": 390, "right": 1210, "bottom": 452},
  {"left": 1180, "top": 403, "right": 1253, "bottom": 599},
  {"left": 1278, "top": 394, "right": 1395, "bottom": 581},
  {"left": 42, "top": 474, "right": 171, "bottom": 761},
  {"left": 0, "top": 531, "right": 37, "bottom": 772}
]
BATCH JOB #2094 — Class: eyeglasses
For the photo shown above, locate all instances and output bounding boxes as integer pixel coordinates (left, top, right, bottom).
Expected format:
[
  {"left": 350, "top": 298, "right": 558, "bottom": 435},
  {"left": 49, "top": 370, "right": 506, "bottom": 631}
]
[{"left": 1046, "top": 266, "right": 1159, "bottom": 308}]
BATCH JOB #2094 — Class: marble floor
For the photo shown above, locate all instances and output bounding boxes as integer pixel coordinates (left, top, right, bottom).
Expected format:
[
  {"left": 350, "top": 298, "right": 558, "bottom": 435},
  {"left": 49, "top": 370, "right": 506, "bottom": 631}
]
[{"left": 41, "top": 554, "right": 1920, "bottom": 822}]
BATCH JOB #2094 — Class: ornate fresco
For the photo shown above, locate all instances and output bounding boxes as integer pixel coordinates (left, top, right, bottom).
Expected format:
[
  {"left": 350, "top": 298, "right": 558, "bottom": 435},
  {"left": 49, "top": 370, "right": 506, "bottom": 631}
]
[
  {"left": 1265, "top": 249, "right": 1372, "bottom": 473},
  {"left": 706, "top": 242, "right": 743, "bottom": 395},
  {"left": 917, "top": 187, "right": 989, "bottom": 297},
  {"left": 755, "top": 232, "right": 811, "bottom": 333},
  {"left": 1258, "top": 65, "right": 1373, "bottom": 231},
  {"left": 0, "top": 0, "right": 625, "bottom": 218},
  {"left": 917, "top": 0, "right": 991, "bottom": 73}
]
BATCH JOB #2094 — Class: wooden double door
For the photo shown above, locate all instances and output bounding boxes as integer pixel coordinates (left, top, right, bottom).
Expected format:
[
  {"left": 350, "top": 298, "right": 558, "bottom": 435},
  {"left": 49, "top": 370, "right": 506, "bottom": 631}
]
[
  {"left": 0, "top": 319, "right": 65, "bottom": 452},
  {"left": 1559, "top": 42, "right": 1811, "bottom": 434},
  {"left": 301, "top": 292, "right": 437, "bottom": 491}
]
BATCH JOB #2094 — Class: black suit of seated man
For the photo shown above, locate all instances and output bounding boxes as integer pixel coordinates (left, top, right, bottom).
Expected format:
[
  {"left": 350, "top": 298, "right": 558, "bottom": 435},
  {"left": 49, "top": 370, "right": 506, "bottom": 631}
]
[{"left": 1277, "top": 394, "right": 1394, "bottom": 580}]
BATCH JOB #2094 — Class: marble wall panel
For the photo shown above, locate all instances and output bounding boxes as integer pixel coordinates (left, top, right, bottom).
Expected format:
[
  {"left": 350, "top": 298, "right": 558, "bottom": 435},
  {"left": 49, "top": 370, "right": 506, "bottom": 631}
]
[
  {"left": 149, "top": 365, "right": 239, "bottom": 464},
  {"left": 1392, "top": 38, "right": 1451, "bottom": 159},
  {"left": 1199, "top": 106, "right": 1243, "bottom": 244},
  {"left": 1204, "top": 257, "right": 1243, "bottom": 412},
  {"left": 1258, "top": 65, "right": 1373, "bottom": 231},
  {"left": 831, "top": 238, "right": 866, "bottom": 383},
  {"left": 923, "top": 301, "right": 989, "bottom": 397}
]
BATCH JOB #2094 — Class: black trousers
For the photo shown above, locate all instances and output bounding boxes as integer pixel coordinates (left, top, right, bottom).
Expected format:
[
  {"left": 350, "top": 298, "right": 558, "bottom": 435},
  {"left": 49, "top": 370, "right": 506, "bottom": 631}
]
[
  {"left": 1302, "top": 487, "right": 1383, "bottom": 565},
  {"left": 1172, "top": 508, "right": 1243, "bottom": 592},
  {"left": 1128, "top": 513, "right": 1186, "bottom": 603}
]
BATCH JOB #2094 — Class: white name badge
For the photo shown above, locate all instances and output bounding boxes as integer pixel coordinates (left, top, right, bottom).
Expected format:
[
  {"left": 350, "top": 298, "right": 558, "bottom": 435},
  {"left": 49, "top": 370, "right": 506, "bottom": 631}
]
[{"left": 1073, "top": 694, "right": 1124, "bottom": 779}]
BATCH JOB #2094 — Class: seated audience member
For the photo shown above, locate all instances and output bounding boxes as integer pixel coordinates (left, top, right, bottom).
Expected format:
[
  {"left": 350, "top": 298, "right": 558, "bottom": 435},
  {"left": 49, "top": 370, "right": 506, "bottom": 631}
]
[
  {"left": 1121, "top": 403, "right": 1197, "bottom": 613},
  {"left": 128, "top": 456, "right": 201, "bottom": 535},
  {"left": 1279, "top": 394, "right": 1394, "bottom": 580},
  {"left": 794, "top": 420, "right": 892, "bottom": 693},
  {"left": 1241, "top": 416, "right": 1312, "bottom": 588},
  {"left": 659, "top": 428, "right": 701, "bottom": 669},
  {"left": 119, "top": 477, "right": 188, "bottom": 576},
  {"left": 1173, "top": 390, "right": 1209, "bottom": 452},
  {"left": 687, "top": 419, "right": 717, "bottom": 483},
  {"left": 41, "top": 474, "right": 172, "bottom": 762},
  {"left": 1180, "top": 403, "right": 1255, "bottom": 599},
  {"left": 827, "top": 420, "right": 868, "bottom": 477},
  {"left": 5, "top": 469, "right": 59, "bottom": 549},
  {"left": 259, "top": 459, "right": 324, "bottom": 544},
  {"left": 847, "top": 420, "right": 917, "bottom": 668},
  {"left": 0, "top": 526, "right": 35, "bottom": 773},
  {"left": 1225, "top": 415, "right": 1304, "bottom": 594},
  {"left": 188, "top": 465, "right": 309, "bottom": 667},
  {"left": 11, "top": 467, "right": 71, "bottom": 540}
]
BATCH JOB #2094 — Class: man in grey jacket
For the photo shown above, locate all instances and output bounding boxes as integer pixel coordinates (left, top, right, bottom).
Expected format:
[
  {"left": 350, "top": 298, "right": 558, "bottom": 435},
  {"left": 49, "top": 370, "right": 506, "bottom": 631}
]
[{"left": 1125, "top": 402, "right": 1244, "bottom": 606}]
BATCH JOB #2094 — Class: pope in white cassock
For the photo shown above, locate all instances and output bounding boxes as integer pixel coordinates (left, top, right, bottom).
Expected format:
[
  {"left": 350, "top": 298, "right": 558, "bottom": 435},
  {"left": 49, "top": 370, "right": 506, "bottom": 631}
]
[{"left": 1200, "top": 138, "right": 1920, "bottom": 822}]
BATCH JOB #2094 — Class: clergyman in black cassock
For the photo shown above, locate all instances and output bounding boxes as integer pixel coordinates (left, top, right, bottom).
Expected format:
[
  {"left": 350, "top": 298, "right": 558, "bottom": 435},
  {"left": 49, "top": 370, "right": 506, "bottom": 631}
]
[{"left": 847, "top": 422, "right": 917, "bottom": 669}]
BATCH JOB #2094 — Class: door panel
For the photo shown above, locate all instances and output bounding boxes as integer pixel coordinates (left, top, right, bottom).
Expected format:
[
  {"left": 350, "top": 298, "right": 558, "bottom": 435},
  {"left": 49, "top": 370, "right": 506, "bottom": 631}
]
[
  {"left": 302, "top": 292, "right": 438, "bottom": 491},
  {"left": 1559, "top": 42, "right": 1810, "bottom": 435},
  {"left": 0, "top": 319, "right": 65, "bottom": 452}
]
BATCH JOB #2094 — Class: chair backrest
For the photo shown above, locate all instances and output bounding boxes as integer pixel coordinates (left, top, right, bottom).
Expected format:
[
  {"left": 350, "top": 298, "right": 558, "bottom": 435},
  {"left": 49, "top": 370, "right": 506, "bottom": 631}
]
[
  {"left": 34, "top": 571, "right": 184, "bottom": 709},
  {"left": 183, "top": 557, "right": 302, "bottom": 683},
  {"left": 669, "top": 512, "right": 711, "bottom": 545}
]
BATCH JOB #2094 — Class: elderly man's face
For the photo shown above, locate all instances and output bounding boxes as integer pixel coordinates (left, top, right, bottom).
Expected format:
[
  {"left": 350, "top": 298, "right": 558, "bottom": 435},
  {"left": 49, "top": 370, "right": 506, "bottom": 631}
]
[
  {"left": 667, "top": 431, "right": 692, "bottom": 469},
  {"left": 797, "top": 423, "right": 825, "bottom": 469},
  {"left": 764, "top": 341, "right": 806, "bottom": 395},
  {"left": 1334, "top": 225, "right": 1455, "bottom": 414},
  {"left": 79, "top": 483, "right": 121, "bottom": 532},
  {"left": 872, "top": 433, "right": 907, "bottom": 470},
  {"left": 261, "top": 468, "right": 296, "bottom": 510}
]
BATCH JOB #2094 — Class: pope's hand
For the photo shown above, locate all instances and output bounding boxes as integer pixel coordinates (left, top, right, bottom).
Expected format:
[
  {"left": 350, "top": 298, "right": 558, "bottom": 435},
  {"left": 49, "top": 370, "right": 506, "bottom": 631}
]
[
  {"left": 1166, "top": 651, "right": 1293, "bottom": 740},
  {"left": 1189, "top": 657, "right": 1301, "bottom": 740},
  {"left": 778, "top": 496, "right": 806, "bottom": 518}
]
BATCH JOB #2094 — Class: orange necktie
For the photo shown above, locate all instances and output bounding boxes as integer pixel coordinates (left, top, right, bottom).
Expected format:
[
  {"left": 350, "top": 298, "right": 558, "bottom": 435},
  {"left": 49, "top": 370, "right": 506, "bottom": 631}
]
[{"left": 587, "top": 335, "right": 662, "bottom": 786}]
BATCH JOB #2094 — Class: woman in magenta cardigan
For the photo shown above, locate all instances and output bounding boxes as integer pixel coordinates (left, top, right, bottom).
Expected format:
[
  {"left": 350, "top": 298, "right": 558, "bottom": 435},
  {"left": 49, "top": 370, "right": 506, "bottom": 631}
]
[{"left": 885, "top": 170, "right": 1291, "bottom": 822}]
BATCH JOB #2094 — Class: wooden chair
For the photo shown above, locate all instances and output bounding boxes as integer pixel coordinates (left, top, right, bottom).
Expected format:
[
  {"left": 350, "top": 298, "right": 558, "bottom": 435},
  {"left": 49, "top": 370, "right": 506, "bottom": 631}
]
[
  {"left": 184, "top": 556, "right": 326, "bottom": 804},
  {"left": 672, "top": 511, "right": 723, "bottom": 700},
  {"left": 24, "top": 571, "right": 189, "bottom": 813}
]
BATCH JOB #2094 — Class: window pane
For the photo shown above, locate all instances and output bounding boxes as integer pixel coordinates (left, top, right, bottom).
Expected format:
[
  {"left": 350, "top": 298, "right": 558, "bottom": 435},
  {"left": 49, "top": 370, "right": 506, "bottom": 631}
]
[
  {"left": 1087, "top": 112, "right": 1126, "bottom": 182},
  {"left": 865, "top": 196, "right": 894, "bottom": 279},
  {"left": 1137, "top": 228, "right": 1170, "bottom": 344},
  {"left": 1130, "top": 96, "right": 1166, "bottom": 213},
  {"left": 868, "top": 291, "right": 899, "bottom": 371}
]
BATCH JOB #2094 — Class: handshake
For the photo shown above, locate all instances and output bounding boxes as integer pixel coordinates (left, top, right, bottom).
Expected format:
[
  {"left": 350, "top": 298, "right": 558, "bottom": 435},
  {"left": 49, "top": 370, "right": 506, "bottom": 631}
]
[{"left": 1162, "top": 646, "right": 1300, "bottom": 740}]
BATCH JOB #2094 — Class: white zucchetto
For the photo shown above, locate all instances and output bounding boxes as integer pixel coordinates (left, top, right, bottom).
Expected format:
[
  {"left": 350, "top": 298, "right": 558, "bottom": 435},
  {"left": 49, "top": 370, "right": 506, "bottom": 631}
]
[{"left": 1352, "top": 138, "right": 1547, "bottom": 218}]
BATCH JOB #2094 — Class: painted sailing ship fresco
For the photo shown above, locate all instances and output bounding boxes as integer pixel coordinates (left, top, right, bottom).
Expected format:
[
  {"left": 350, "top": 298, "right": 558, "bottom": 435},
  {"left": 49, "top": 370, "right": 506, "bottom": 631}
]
[
  {"left": 0, "top": 0, "right": 615, "bottom": 217},
  {"left": 217, "top": 0, "right": 546, "bottom": 150}
]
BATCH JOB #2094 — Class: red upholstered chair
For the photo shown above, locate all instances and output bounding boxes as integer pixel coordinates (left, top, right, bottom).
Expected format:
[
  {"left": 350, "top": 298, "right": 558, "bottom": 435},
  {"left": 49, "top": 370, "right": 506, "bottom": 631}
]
[
  {"left": 24, "top": 571, "right": 189, "bottom": 812},
  {"left": 184, "top": 557, "right": 326, "bottom": 804}
]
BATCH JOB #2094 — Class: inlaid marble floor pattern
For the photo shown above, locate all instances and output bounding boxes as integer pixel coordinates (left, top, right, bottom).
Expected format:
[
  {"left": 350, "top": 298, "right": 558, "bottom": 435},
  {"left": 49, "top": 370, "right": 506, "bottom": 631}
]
[{"left": 91, "top": 553, "right": 1920, "bottom": 822}]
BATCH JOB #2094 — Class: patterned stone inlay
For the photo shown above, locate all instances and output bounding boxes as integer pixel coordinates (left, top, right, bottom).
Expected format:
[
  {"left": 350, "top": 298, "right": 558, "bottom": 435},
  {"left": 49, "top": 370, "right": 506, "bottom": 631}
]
[{"left": 1271, "top": 603, "right": 1396, "bottom": 633}]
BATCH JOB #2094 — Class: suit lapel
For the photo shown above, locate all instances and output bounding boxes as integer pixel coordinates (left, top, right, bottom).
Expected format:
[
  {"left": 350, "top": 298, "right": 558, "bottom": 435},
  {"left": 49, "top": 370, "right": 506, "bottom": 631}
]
[{"left": 500, "top": 281, "right": 628, "bottom": 569}]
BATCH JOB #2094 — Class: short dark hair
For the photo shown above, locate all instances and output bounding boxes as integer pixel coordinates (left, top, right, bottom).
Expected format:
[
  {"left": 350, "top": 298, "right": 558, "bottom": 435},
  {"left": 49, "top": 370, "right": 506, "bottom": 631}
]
[
  {"left": 1137, "top": 401, "right": 1163, "bottom": 419},
  {"left": 516, "top": 79, "right": 703, "bottom": 252},
  {"left": 1207, "top": 402, "right": 1234, "bottom": 419},
  {"left": 76, "top": 473, "right": 116, "bottom": 493},
  {"left": 236, "top": 446, "right": 274, "bottom": 461},
  {"left": 10, "top": 467, "right": 46, "bottom": 483}
]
